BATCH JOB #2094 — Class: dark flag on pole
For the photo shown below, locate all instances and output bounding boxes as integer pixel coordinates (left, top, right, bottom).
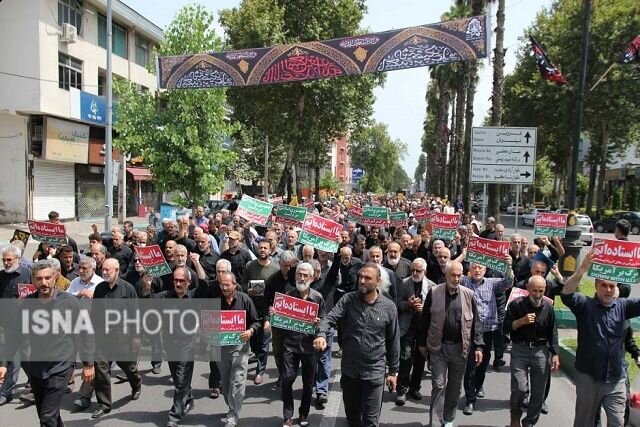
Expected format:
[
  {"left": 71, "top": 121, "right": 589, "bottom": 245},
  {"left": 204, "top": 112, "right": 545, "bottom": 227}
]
[
  {"left": 617, "top": 35, "right": 640, "bottom": 64},
  {"left": 530, "top": 36, "right": 569, "bottom": 85}
]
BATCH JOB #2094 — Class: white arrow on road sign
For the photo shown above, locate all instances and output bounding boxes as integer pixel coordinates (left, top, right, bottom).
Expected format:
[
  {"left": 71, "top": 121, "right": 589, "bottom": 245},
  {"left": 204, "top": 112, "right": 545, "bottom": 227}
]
[{"left": 470, "top": 127, "right": 537, "bottom": 184}]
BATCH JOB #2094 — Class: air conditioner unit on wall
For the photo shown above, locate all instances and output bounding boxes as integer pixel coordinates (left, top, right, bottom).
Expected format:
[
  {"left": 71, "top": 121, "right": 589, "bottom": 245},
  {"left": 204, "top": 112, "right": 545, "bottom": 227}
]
[{"left": 60, "top": 23, "right": 77, "bottom": 43}]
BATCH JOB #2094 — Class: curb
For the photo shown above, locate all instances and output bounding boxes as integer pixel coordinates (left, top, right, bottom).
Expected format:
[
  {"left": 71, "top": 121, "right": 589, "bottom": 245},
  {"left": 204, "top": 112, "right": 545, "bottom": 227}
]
[{"left": 558, "top": 342, "right": 577, "bottom": 381}]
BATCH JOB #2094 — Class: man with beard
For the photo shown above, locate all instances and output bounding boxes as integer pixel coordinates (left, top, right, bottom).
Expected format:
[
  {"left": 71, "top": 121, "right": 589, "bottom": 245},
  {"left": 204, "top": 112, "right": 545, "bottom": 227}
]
[
  {"left": 162, "top": 245, "right": 199, "bottom": 292},
  {"left": 479, "top": 217, "right": 497, "bottom": 240},
  {"left": 221, "top": 231, "right": 253, "bottom": 284},
  {"left": 0, "top": 245, "right": 32, "bottom": 406},
  {"left": 192, "top": 232, "right": 219, "bottom": 283},
  {"left": 109, "top": 231, "right": 133, "bottom": 274},
  {"left": 90, "top": 244, "right": 109, "bottom": 274},
  {"left": 395, "top": 258, "right": 435, "bottom": 406},
  {"left": 301, "top": 245, "right": 315, "bottom": 263},
  {"left": 400, "top": 233, "right": 415, "bottom": 261},
  {"left": 418, "top": 261, "right": 484, "bottom": 427},
  {"left": 383, "top": 242, "right": 411, "bottom": 284},
  {"left": 377, "top": 231, "right": 391, "bottom": 258},
  {"left": 428, "top": 247, "right": 451, "bottom": 285},
  {"left": 91, "top": 258, "right": 142, "bottom": 418},
  {"left": 506, "top": 275, "right": 559, "bottom": 427},
  {"left": 314, "top": 263, "right": 399, "bottom": 427},
  {"left": 241, "top": 240, "right": 279, "bottom": 386},
  {"left": 13, "top": 261, "right": 95, "bottom": 426},
  {"left": 57, "top": 245, "right": 79, "bottom": 280},
  {"left": 325, "top": 246, "right": 362, "bottom": 356},
  {"left": 365, "top": 226, "right": 380, "bottom": 249},
  {"left": 264, "top": 230, "right": 283, "bottom": 265},
  {"left": 352, "top": 235, "right": 369, "bottom": 263},
  {"left": 217, "top": 271, "right": 260, "bottom": 427},
  {"left": 279, "top": 263, "right": 325, "bottom": 427}
]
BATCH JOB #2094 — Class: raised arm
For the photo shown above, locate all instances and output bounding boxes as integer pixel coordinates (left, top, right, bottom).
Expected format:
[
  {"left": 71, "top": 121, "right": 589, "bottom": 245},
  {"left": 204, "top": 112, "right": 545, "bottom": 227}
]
[{"left": 562, "top": 249, "right": 595, "bottom": 295}]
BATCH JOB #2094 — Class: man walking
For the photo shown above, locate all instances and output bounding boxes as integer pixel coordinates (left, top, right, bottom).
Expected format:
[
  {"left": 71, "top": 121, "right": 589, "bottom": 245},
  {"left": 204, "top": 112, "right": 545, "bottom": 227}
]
[
  {"left": 418, "top": 261, "right": 484, "bottom": 427},
  {"left": 280, "top": 263, "right": 325, "bottom": 427},
  {"left": 505, "top": 275, "right": 559, "bottom": 427},
  {"left": 314, "top": 262, "right": 399, "bottom": 427}
]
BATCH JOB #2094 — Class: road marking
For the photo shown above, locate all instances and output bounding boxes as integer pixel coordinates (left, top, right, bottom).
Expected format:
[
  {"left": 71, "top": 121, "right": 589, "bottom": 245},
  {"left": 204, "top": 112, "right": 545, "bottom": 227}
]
[{"left": 319, "top": 369, "right": 342, "bottom": 427}]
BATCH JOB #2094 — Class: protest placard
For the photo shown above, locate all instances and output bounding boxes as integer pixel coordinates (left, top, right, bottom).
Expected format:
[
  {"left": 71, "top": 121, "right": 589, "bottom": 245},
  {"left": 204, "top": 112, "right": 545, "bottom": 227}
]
[
  {"left": 10, "top": 229, "right": 30, "bottom": 245},
  {"left": 466, "top": 236, "right": 510, "bottom": 274},
  {"left": 390, "top": 211, "right": 408, "bottom": 228},
  {"left": 298, "top": 213, "right": 342, "bottom": 253},
  {"left": 134, "top": 245, "right": 171, "bottom": 277},
  {"left": 18, "top": 284, "right": 37, "bottom": 299},
  {"left": 273, "top": 204, "right": 307, "bottom": 228},
  {"left": 347, "top": 206, "right": 363, "bottom": 223},
  {"left": 361, "top": 206, "right": 389, "bottom": 227},
  {"left": 506, "top": 287, "right": 553, "bottom": 309},
  {"left": 432, "top": 213, "right": 460, "bottom": 240},
  {"left": 27, "top": 220, "right": 67, "bottom": 245},
  {"left": 236, "top": 194, "right": 273, "bottom": 226},
  {"left": 270, "top": 292, "right": 319, "bottom": 334},
  {"left": 535, "top": 212, "right": 568, "bottom": 238},
  {"left": 413, "top": 208, "right": 432, "bottom": 223},
  {"left": 201, "top": 310, "right": 247, "bottom": 346},
  {"left": 588, "top": 238, "right": 640, "bottom": 284}
]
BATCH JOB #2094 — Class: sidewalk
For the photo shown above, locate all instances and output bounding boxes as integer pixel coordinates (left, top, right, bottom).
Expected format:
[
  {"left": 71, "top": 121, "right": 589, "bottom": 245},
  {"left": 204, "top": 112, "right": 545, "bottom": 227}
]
[{"left": 0, "top": 216, "right": 150, "bottom": 257}]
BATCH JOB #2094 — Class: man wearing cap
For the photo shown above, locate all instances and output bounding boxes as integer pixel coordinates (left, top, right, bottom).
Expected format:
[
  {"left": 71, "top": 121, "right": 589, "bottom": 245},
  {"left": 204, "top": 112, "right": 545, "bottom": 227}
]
[{"left": 221, "top": 230, "right": 254, "bottom": 284}]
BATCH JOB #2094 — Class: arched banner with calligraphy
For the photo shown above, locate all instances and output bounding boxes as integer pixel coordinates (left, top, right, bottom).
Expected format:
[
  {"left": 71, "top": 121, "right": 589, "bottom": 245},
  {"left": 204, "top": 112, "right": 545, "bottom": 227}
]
[{"left": 157, "top": 15, "right": 489, "bottom": 89}]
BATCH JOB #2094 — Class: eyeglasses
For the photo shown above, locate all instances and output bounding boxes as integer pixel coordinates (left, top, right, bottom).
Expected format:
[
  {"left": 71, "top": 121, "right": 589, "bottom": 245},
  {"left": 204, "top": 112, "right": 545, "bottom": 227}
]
[{"left": 411, "top": 269, "right": 425, "bottom": 273}]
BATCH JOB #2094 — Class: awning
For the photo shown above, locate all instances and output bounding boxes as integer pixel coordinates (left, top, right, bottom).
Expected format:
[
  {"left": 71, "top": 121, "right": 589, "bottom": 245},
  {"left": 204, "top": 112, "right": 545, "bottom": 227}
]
[{"left": 127, "top": 167, "right": 152, "bottom": 181}]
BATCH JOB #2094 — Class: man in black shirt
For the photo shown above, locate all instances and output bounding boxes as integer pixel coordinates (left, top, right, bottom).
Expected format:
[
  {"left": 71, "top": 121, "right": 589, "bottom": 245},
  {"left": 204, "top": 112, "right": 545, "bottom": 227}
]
[
  {"left": 505, "top": 275, "right": 559, "bottom": 427},
  {"left": 221, "top": 231, "right": 253, "bottom": 283},
  {"left": 108, "top": 231, "right": 133, "bottom": 274},
  {"left": 91, "top": 258, "right": 142, "bottom": 419},
  {"left": 315, "top": 263, "right": 399, "bottom": 427}
]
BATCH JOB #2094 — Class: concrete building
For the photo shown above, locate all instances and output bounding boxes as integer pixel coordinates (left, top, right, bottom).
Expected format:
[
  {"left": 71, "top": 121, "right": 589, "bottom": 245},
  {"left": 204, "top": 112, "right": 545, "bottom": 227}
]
[{"left": 0, "top": 0, "right": 162, "bottom": 223}]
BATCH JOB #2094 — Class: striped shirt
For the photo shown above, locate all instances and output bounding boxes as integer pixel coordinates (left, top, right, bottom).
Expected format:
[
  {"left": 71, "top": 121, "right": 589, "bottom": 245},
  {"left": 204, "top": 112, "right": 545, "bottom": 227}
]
[
  {"left": 319, "top": 291, "right": 399, "bottom": 380},
  {"left": 461, "top": 275, "right": 513, "bottom": 332}
]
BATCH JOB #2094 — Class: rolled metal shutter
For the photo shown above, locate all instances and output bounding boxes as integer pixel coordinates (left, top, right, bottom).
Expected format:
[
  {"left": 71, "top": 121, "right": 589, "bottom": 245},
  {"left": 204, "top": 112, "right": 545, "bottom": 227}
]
[{"left": 32, "top": 159, "right": 75, "bottom": 220}]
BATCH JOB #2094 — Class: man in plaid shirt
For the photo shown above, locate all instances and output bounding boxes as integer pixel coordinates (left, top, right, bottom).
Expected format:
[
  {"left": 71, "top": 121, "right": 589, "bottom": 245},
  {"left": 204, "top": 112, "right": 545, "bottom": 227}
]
[{"left": 460, "top": 255, "right": 514, "bottom": 415}]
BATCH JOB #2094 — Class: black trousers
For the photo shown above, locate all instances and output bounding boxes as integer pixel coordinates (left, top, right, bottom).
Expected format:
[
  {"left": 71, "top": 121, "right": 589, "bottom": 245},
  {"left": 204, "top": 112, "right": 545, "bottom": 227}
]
[
  {"left": 464, "top": 330, "right": 494, "bottom": 404},
  {"left": 95, "top": 360, "right": 141, "bottom": 410},
  {"left": 168, "top": 361, "right": 194, "bottom": 422},
  {"left": 340, "top": 375, "right": 385, "bottom": 427},
  {"left": 209, "top": 361, "right": 221, "bottom": 389},
  {"left": 29, "top": 367, "right": 73, "bottom": 427},
  {"left": 398, "top": 333, "right": 425, "bottom": 394},
  {"left": 282, "top": 350, "right": 317, "bottom": 421}
]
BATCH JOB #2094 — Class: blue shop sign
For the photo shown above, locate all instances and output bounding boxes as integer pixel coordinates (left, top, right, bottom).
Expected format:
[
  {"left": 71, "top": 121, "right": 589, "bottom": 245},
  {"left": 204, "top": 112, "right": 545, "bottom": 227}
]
[{"left": 80, "top": 91, "right": 106, "bottom": 125}]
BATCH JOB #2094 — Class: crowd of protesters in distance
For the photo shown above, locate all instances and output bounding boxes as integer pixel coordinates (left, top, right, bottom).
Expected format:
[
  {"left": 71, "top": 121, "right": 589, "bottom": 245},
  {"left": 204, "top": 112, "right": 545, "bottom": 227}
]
[{"left": 1, "top": 195, "right": 639, "bottom": 427}]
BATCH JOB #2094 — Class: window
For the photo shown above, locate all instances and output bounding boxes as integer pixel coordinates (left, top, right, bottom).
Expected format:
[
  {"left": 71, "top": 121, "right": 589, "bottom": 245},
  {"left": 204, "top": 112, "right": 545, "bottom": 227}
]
[
  {"left": 58, "top": 0, "right": 83, "bottom": 34},
  {"left": 97, "top": 72, "right": 105, "bottom": 96},
  {"left": 98, "top": 14, "right": 128, "bottom": 58},
  {"left": 58, "top": 52, "right": 82, "bottom": 91},
  {"left": 135, "top": 36, "right": 151, "bottom": 67}
]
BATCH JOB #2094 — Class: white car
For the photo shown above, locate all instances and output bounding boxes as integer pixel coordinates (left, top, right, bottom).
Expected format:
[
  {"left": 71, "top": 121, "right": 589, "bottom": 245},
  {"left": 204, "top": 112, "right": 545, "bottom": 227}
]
[
  {"left": 507, "top": 203, "right": 525, "bottom": 214},
  {"left": 520, "top": 208, "right": 549, "bottom": 226},
  {"left": 576, "top": 214, "right": 593, "bottom": 246}
]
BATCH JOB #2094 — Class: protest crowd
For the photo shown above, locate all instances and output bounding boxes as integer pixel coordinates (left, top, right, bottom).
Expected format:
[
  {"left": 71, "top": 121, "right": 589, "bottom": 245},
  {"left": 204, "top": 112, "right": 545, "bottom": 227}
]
[{"left": 1, "top": 193, "right": 640, "bottom": 427}]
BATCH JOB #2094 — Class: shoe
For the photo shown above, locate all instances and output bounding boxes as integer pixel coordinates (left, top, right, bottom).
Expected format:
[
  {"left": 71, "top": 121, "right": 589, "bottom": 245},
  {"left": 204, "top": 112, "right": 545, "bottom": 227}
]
[
  {"left": 131, "top": 387, "right": 142, "bottom": 400},
  {"left": 408, "top": 389, "right": 422, "bottom": 400},
  {"left": 283, "top": 419, "right": 292, "bottom": 427},
  {"left": 443, "top": 423, "right": 454, "bottom": 427},
  {"left": 18, "top": 394, "right": 35, "bottom": 406},
  {"left": 493, "top": 359, "right": 506, "bottom": 369},
  {"left": 221, "top": 414, "right": 231, "bottom": 423},
  {"left": 0, "top": 395, "right": 12, "bottom": 405},
  {"left": 152, "top": 366, "right": 161, "bottom": 375},
  {"left": 92, "top": 408, "right": 111, "bottom": 418},
  {"left": 249, "top": 355, "right": 258, "bottom": 364},
  {"left": 254, "top": 374, "right": 264, "bottom": 385},
  {"left": 167, "top": 421, "right": 178, "bottom": 427},
  {"left": 210, "top": 388, "right": 220, "bottom": 399},
  {"left": 185, "top": 400, "right": 194, "bottom": 415},
  {"left": 521, "top": 398, "right": 529, "bottom": 409},
  {"left": 335, "top": 349, "right": 343, "bottom": 357},
  {"left": 72, "top": 397, "right": 91, "bottom": 412},
  {"left": 476, "top": 387, "right": 485, "bottom": 398},
  {"left": 395, "top": 393, "right": 406, "bottom": 406},
  {"left": 541, "top": 402, "right": 549, "bottom": 414},
  {"left": 463, "top": 402, "right": 474, "bottom": 415},
  {"left": 272, "top": 378, "right": 281, "bottom": 390},
  {"left": 115, "top": 373, "right": 128, "bottom": 383},
  {"left": 298, "top": 415, "right": 309, "bottom": 427},
  {"left": 317, "top": 394, "right": 328, "bottom": 404}
]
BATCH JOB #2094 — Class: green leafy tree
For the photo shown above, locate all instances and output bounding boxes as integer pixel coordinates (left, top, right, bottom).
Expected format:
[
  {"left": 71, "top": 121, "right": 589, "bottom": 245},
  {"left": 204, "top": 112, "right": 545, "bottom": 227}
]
[
  {"left": 114, "top": 5, "right": 236, "bottom": 208},
  {"left": 219, "top": 0, "right": 384, "bottom": 200},
  {"left": 320, "top": 172, "right": 341, "bottom": 193},
  {"left": 414, "top": 153, "right": 427, "bottom": 192}
]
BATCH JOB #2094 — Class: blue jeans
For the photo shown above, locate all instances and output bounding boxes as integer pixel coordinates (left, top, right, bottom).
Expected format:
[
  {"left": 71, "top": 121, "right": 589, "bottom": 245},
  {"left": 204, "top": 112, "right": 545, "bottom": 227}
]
[
  {"left": 315, "top": 329, "right": 333, "bottom": 396},
  {"left": 250, "top": 327, "right": 271, "bottom": 376}
]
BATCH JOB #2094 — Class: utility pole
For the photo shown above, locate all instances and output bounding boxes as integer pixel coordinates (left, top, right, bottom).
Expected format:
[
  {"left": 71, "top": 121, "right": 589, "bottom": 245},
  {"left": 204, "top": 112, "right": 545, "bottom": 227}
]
[
  {"left": 104, "top": 0, "right": 113, "bottom": 230},
  {"left": 263, "top": 136, "right": 269, "bottom": 198},
  {"left": 568, "top": 0, "right": 592, "bottom": 210}
]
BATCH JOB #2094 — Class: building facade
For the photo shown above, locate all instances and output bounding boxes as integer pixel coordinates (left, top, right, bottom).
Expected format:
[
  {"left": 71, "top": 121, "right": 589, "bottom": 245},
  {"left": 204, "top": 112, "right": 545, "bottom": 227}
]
[{"left": 0, "top": 0, "right": 162, "bottom": 223}]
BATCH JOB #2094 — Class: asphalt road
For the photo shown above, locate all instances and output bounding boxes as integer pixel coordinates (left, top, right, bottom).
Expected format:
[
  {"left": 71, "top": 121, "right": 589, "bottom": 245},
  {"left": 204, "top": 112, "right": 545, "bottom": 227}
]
[{"left": 0, "top": 342, "right": 579, "bottom": 427}]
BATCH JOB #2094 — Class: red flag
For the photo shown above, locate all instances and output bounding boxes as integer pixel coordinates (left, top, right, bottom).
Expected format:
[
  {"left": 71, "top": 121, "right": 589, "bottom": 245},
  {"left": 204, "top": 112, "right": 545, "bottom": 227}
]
[
  {"left": 617, "top": 35, "right": 640, "bottom": 64},
  {"left": 530, "top": 36, "right": 569, "bottom": 86}
]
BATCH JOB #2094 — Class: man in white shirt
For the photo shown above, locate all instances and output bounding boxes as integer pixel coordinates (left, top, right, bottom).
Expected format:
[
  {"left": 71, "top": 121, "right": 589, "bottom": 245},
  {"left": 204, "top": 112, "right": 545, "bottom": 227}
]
[{"left": 67, "top": 255, "right": 103, "bottom": 298}]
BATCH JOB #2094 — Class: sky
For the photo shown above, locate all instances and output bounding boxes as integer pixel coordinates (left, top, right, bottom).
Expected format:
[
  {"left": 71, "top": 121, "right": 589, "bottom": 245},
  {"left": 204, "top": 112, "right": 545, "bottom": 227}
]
[{"left": 125, "top": 0, "right": 554, "bottom": 177}]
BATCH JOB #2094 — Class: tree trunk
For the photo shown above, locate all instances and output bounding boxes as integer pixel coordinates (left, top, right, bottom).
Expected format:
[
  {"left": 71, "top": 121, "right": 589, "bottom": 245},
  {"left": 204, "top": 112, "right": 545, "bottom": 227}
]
[
  {"left": 447, "top": 95, "right": 456, "bottom": 198},
  {"left": 454, "top": 68, "right": 467, "bottom": 200},
  {"left": 596, "top": 121, "right": 608, "bottom": 219},
  {"left": 436, "top": 76, "right": 451, "bottom": 196},
  {"left": 461, "top": 61, "right": 478, "bottom": 212},
  {"left": 314, "top": 163, "right": 321, "bottom": 201},
  {"left": 294, "top": 160, "right": 302, "bottom": 200},
  {"left": 487, "top": 0, "right": 506, "bottom": 221},
  {"left": 585, "top": 160, "right": 598, "bottom": 216}
]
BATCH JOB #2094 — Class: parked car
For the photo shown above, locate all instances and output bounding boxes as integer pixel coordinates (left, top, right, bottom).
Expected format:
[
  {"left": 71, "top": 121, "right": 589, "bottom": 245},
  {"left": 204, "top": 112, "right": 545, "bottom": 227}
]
[
  {"left": 576, "top": 214, "right": 593, "bottom": 246},
  {"left": 593, "top": 211, "right": 640, "bottom": 234},
  {"left": 520, "top": 208, "right": 549, "bottom": 226},
  {"left": 507, "top": 203, "right": 525, "bottom": 214}
]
